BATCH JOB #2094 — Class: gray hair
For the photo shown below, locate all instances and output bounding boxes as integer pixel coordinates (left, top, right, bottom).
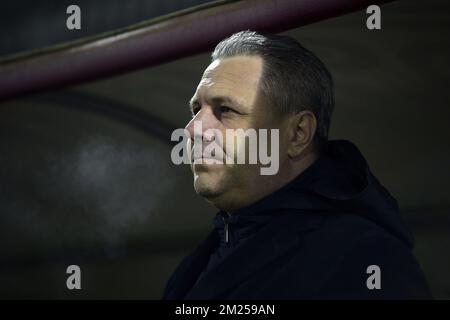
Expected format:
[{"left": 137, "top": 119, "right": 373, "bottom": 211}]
[{"left": 211, "top": 30, "right": 334, "bottom": 143}]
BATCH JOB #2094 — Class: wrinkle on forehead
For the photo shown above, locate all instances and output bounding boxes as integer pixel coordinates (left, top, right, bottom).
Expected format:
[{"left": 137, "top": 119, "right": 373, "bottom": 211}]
[
  {"left": 197, "top": 76, "right": 214, "bottom": 88},
  {"left": 194, "top": 56, "right": 264, "bottom": 107}
]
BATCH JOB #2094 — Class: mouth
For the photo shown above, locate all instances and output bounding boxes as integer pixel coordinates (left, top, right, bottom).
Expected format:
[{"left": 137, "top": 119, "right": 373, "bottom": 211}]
[
  {"left": 191, "top": 145, "right": 225, "bottom": 164},
  {"left": 192, "top": 156, "right": 225, "bottom": 164}
]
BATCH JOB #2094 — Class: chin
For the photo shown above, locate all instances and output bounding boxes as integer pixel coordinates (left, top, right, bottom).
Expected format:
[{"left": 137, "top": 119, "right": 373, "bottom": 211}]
[
  {"left": 194, "top": 172, "right": 220, "bottom": 198},
  {"left": 193, "top": 165, "right": 232, "bottom": 199}
]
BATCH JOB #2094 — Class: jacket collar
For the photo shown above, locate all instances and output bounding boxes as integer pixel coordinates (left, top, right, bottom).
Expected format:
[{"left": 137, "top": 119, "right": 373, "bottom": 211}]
[{"left": 166, "top": 210, "right": 324, "bottom": 299}]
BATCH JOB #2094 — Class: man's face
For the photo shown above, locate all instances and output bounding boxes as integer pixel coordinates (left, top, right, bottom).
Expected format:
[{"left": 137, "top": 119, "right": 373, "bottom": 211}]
[{"left": 185, "top": 55, "right": 288, "bottom": 211}]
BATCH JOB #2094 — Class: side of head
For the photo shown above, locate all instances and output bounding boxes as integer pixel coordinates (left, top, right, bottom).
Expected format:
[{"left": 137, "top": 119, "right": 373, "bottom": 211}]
[{"left": 185, "top": 30, "right": 335, "bottom": 213}]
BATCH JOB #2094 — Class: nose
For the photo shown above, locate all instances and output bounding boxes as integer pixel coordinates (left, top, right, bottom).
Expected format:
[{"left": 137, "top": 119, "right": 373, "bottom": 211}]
[{"left": 185, "top": 106, "right": 218, "bottom": 141}]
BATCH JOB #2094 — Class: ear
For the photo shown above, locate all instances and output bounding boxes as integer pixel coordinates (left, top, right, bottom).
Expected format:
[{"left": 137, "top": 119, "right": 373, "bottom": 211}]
[{"left": 287, "top": 110, "right": 317, "bottom": 158}]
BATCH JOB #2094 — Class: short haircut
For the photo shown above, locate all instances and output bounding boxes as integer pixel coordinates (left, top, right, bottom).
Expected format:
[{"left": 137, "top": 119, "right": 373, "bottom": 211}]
[{"left": 211, "top": 30, "right": 335, "bottom": 143}]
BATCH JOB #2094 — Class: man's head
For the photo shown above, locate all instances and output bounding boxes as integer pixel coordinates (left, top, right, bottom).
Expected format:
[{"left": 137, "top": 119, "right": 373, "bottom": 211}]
[{"left": 185, "top": 30, "right": 334, "bottom": 213}]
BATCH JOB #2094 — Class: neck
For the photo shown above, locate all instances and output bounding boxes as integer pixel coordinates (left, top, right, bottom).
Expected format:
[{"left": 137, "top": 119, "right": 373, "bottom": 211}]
[{"left": 213, "top": 150, "right": 319, "bottom": 215}]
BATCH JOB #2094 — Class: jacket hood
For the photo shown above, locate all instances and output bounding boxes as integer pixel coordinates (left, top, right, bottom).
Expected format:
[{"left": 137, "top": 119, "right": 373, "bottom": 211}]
[{"left": 216, "top": 139, "right": 414, "bottom": 248}]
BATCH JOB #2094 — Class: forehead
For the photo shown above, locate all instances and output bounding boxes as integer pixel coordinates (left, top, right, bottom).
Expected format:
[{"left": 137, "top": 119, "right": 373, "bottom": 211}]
[{"left": 193, "top": 55, "right": 264, "bottom": 105}]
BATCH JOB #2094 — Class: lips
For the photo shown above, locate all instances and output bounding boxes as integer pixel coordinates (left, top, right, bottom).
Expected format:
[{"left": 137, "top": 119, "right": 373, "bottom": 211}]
[
  {"left": 192, "top": 155, "right": 224, "bottom": 164},
  {"left": 191, "top": 147, "right": 225, "bottom": 164}
]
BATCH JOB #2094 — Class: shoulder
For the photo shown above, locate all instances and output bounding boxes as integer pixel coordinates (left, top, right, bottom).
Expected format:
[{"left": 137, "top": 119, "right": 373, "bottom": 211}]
[
  {"left": 315, "top": 213, "right": 402, "bottom": 243},
  {"left": 299, "top": 213, "right": 432, "bottom": 299}
]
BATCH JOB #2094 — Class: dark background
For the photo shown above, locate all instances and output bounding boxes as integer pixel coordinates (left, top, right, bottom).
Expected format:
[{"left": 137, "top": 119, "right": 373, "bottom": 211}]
[{"left": 0, "top": 0, "right": 449, "bottom": 299}]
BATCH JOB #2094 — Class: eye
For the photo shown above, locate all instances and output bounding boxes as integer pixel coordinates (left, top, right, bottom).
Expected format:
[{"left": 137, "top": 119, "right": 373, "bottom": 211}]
[
  {"left": 220, "top": 106, "right": 233, "bottom": 113},
  {"left": 191, "top": 106, "right": 200, "bottom": 116}
]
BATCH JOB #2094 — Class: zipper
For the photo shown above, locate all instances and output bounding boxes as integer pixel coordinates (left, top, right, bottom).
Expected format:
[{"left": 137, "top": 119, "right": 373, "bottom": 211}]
[{"left": 221, "top": 212, "right": 230, "bottom": 244}]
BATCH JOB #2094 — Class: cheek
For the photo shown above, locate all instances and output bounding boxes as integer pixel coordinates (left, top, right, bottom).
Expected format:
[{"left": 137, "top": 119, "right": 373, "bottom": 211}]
[
  {"left": 222, "top": 132, "right": 251, "bottom": 162},
  {"left": 187, "top": 139, "right": 193, "bottom": 163},
  {"left": 230, "top": 134, "right": 245, "bottom": 159}
]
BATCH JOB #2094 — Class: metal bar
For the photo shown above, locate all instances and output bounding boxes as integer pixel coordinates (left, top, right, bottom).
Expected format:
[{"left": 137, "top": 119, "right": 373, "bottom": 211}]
[{"left": 0, "top": 0, "right": 394, "bottom": 101}]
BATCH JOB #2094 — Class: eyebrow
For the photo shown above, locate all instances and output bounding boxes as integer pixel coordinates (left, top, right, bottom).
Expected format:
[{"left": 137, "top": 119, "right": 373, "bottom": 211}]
[{"left": 189, "top": 95, "right": 243, "bottom": 112}]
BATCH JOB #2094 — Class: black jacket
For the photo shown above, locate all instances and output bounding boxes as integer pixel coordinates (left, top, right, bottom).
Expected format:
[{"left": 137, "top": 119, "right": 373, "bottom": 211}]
[{"left": 162, "top": 140, "right": 432, "bottom": 299}]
